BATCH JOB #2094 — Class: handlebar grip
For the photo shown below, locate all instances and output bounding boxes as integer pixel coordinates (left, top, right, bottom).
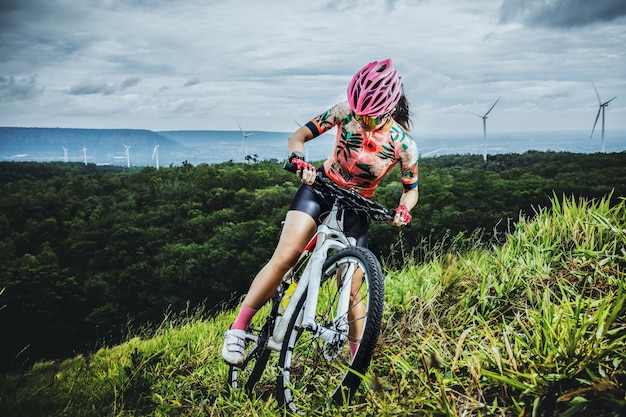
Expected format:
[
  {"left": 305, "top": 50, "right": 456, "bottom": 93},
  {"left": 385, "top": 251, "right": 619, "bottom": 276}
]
[
  {"left": 283, "top": 160, "right": 298, "bottom": 174},
  {"left": 284, "top": 160, "right": 321, "bottom": 181}
]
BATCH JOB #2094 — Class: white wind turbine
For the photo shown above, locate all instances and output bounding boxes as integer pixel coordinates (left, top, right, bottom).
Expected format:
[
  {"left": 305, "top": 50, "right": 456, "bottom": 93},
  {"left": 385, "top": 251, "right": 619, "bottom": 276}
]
[
  {"left": 62, "top": 146, "right": 69, "bottom": 162},
  {"left": 123, "top": 144, "right": 131, "bottom": 168},
  {"left": 152, "top": 142, "right": 159, "bottom": 169},
  {"left": 81, "top": 145, "right": 88, "bottom": 165},
  {"left": 474, "top": 97, "right": 501, "bottom": 162},
  {"left": 237, "top": 122, "right": 256, "bottom": 161},
  {"left": 590, "top": 82, "right": 617, "bottom": 153}
]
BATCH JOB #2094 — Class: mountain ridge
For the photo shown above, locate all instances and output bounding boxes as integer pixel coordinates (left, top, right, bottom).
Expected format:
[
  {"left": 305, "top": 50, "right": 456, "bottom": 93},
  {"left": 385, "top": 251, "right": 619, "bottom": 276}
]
[{"left": 0, "top": 127, "right": 291, "bottom": 166}]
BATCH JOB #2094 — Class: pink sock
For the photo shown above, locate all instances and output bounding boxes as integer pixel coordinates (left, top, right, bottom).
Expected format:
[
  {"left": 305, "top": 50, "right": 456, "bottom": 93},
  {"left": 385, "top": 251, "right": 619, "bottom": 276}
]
[
  {"left": 231, "top": 303, "right": 258, "bottom": 330},
  {"left": 349, "top": 341, "right": 359, "bottom": 359}
]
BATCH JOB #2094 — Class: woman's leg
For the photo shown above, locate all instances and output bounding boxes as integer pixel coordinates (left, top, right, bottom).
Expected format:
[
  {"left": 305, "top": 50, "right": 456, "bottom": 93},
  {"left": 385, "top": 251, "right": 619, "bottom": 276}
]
[
  {"left": 223, "top": 210, "right": 316, "bottom": 364},
  {"left": 231, "top": 210, "right": 316, "bottom": 329},
  {"left": 243, "top": 210, "right": 317, "bottom": 309}
]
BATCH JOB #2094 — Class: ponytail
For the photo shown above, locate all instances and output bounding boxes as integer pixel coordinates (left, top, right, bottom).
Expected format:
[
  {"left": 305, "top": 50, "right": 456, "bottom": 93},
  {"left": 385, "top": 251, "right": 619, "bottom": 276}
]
[{"left": 393, "top": 94, "right": 412, "bottom": 131}]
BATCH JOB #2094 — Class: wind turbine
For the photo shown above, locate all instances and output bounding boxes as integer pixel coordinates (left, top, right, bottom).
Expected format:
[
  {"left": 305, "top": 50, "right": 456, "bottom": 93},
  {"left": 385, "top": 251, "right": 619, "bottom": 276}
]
[
  {"left": 237, "top": 122, "right": 255, "bottom": 161},
  {"left": 123, "top": 143, "right": 131, "bottom": 168},
  {"left": 62, "top": 146, "right": 69, "bottom": 162},
  {"left": 152, "top": 142, "right": 159, "bottom": 169},
  {"left": 81, "top": 145, "right": 87, "bottom": 165},
  {"left": 474, "top": 97, "right": 500, "bottom": 162},
  {"left": 590, "top": 82, "right": 617, "bottom": 153}
]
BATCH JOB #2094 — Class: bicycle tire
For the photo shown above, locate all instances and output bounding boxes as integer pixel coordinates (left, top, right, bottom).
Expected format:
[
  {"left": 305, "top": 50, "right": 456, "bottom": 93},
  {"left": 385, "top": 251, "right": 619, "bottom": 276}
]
[{"left": 276, "top": 246, "right": 385, "bottom": 413}]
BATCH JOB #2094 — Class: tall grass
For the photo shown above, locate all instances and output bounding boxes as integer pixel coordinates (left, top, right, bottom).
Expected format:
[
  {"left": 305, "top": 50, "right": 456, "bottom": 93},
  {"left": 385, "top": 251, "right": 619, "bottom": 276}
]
[{"left": 1, "top": 195, "right": 625, "bottom": 416}]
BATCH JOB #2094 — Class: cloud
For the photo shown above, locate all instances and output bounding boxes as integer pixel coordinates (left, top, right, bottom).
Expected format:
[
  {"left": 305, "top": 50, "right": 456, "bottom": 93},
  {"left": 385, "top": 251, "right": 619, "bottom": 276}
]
[
  {"left": 0, "top": 0, "right": 48, "bottom": 30},
  {"left": 183, "top": 79, "right": 201, "bottom": 87},
  {"left": 500, "top": 0, "right": 626, "bottom": 28},
  {"left": 0, "top": 1, "right": 624, "bottom": 133},
  {"left": 67, "top": 83, "right": 116, "bottom": 96},
  {"left": 0, "top": 75, "right": 43, "bottom": 100},
  {"left": 121, "top": 77, "right": 141, "bottom": 89},
  {"left": 66, "top": 77, "right": 141, "bottom": 96}
]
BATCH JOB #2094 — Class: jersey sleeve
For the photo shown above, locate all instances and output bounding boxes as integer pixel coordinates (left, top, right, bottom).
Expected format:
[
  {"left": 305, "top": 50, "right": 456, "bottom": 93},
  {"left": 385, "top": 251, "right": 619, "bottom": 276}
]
[
  {"left": 397, "top": 129, "right": 419, "bottom": 190},
  {"left": 305, "top": 102, "right": 350, "bottom": 138}
]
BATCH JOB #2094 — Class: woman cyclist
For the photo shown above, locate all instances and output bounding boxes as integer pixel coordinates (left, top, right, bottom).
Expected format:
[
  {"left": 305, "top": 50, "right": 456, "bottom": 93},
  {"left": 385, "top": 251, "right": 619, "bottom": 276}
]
[{"left": 222, "top": 59, "right": 419, "bottom": 365}]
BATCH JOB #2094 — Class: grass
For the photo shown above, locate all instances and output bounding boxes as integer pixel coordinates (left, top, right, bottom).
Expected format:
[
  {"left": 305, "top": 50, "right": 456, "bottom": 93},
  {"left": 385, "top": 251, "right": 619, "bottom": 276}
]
[{"left": 1, "top": 195, "right": 625, "bottom": 416}]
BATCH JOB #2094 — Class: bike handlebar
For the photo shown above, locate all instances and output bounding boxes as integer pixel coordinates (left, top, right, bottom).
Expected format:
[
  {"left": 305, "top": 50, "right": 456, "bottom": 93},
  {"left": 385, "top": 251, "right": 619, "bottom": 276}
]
[{"left": 283, "top": 160, "right": 395, "bottom": 222}]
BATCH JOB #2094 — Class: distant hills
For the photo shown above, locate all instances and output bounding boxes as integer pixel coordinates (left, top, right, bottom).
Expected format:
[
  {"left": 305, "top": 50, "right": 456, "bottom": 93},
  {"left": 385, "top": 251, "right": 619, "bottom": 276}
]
[
  {"left": 5, "top": 127, "right": 623, "bottom": 165},
  {"left": 0, "top": 127, "right": 292, "bottom": 167}
]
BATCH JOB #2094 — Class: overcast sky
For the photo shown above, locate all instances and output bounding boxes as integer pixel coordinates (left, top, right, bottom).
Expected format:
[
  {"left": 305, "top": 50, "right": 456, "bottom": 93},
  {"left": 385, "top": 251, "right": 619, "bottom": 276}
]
[{"left": 1, "top": 0, "right": 625, "bottom": 135}]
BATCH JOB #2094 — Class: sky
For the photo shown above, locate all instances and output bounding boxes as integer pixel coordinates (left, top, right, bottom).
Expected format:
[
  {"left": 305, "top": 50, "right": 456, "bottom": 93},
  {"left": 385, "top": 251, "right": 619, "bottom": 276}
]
[{"left": 1, "top": 0, "right": 625, "bottom": 135}]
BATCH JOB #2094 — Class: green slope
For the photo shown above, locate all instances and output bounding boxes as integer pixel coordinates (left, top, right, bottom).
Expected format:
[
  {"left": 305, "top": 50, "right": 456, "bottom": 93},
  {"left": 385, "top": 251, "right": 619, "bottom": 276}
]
[{"left": 1, "top": 195, "right": 625, "bottom": 416}]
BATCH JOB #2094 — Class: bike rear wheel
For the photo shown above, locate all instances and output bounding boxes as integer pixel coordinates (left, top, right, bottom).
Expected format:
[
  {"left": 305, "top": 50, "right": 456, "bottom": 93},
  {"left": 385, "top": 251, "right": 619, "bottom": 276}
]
[
  {"left": 226, "top": 287, "right": 282, "bottom": 396},
  {"left": 227, "top": 249, "right": 312, "bottom": 397},
  {"left": 276, "top": 246, "right": 385, "bottom": 413}
]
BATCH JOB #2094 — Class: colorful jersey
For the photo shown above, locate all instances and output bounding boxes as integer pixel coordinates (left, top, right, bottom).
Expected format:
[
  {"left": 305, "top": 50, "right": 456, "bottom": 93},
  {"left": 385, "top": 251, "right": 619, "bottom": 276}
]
[{"left": 305, "top": 101, "right": 419, "bottom": 198}]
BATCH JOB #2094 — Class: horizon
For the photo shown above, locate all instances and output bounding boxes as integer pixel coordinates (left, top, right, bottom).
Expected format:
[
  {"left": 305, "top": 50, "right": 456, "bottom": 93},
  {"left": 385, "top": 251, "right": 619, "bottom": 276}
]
[
  {"left": 2, "top": 127, "right": 625, "bottom": 167},
  {"left": 3, "top": 125, "right": 626, "bottom": 137}
]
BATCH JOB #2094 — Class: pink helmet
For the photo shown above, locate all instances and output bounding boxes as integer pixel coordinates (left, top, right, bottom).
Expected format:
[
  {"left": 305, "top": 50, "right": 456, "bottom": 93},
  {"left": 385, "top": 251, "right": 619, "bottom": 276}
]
[{"left": 347, "top": 59, "right": 403, "bottom": 117}]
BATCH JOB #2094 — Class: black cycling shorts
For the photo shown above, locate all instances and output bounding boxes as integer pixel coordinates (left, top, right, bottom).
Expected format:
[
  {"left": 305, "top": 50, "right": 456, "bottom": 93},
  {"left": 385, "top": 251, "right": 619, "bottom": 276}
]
[{"left": 288, "top": 178, "right": 369, "bottom": 247}]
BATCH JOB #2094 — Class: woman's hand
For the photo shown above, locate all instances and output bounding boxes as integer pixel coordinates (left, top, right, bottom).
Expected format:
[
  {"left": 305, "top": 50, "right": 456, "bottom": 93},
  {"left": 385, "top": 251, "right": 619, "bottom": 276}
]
[
  {"left": 287, "top": 127, "right": 316, "bottom": 184},
  {"left": 391, "top": 188, "right": 417, "bottom": 227},
  {"left": 290, "top": 157, "right": 316, "bottom": 185},
  {"left": 391, "top": 204, "right": 412, "bottom": 227}
]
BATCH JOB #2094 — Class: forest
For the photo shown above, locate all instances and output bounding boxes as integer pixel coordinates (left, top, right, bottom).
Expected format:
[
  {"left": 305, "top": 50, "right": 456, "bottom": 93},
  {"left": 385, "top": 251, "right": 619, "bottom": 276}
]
[{"left": 1, "top": 151, "right": 625, "bottom": 372}]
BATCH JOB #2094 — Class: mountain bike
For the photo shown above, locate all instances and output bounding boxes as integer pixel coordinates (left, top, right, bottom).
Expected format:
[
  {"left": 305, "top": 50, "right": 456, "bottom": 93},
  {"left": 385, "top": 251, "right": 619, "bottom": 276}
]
[{"left": 227, "top": 162, "right": 395, "bottom": 413}]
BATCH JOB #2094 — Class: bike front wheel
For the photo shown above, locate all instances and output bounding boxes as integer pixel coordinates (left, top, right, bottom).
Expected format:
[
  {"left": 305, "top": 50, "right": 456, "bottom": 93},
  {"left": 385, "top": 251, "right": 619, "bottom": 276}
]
[{"left": 276, "top": 246, "right": 385, "bottom": 413}]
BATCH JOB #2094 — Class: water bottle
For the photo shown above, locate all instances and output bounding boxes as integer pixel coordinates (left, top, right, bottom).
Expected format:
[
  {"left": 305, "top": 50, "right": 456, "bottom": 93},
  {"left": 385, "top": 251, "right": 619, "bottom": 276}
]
[{"left": 279, "top": 279, "right": 297, "bottom": 314}]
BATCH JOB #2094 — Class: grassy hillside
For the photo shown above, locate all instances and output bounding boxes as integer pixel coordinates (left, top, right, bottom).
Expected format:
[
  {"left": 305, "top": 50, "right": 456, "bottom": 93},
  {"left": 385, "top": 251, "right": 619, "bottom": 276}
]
[{"left": 1, "top": 195, "right": 625, "bottom": 416}]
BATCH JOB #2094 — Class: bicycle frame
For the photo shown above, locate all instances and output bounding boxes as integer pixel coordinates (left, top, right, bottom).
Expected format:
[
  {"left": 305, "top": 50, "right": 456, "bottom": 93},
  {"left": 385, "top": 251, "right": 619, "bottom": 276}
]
[{"left": 269, "top": 198, "right": 356, "bottom": 349}]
